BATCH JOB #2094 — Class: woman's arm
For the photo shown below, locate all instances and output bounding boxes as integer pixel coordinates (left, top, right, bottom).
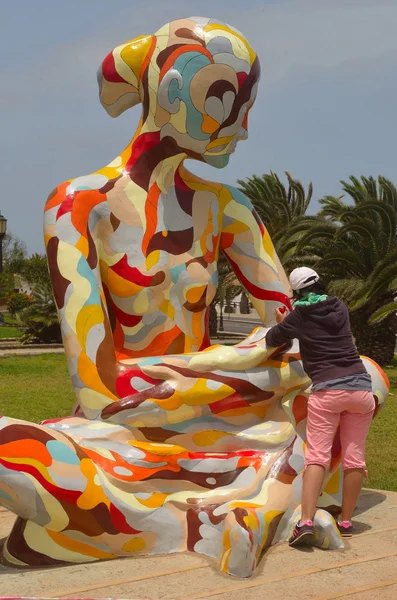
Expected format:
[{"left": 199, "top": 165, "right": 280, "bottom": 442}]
[{"left": 265, "top": 311, "right": 301, "bottom": 347}]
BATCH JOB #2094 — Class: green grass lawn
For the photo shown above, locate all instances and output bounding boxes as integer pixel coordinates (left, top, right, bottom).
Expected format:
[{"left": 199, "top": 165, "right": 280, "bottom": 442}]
[
  {"left": 2, "top": 313, "right": 19, "bottom": 325},
  {"left": 366, "top": 357, "right": 397, "bottom": 491},
  {"left": 0, "top": 354, "right": 75, "bottom": 422},
  {"left": 0, "top": 353, "right": 396, "bottom": 491},
  {"left": 0, "top": 326, "right": 22, "bottom": 339},
  {"left": 0, "top": 313, "right": 23, "bottom": 338}
]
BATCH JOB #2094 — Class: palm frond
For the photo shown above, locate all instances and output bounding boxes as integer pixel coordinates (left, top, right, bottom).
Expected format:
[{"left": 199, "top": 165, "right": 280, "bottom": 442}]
[{"left": 369, "top": 301, "right": 397, "bottom": 324}]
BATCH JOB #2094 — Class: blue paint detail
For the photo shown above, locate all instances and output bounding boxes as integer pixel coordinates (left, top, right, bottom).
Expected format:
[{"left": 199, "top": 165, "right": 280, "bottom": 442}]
[
  {"left": 210, "top": 271, "right": 219, "bottom": 285},
  {"left": 136, "top": 356, "right": 163, "bottom": 367},
  {"left": 0, "top": 489, "right": 13, "bottom": 503},
  {"left": 74, "top": 186, "right": 93, "bottom": 191},
  {"left": 163, "top": 417, "right": 241, "bottom": 434},
  {"left": 46, "top": 440, "right": 80, "bottom": 465},
  {"left": 170, "top": 263, "right": 186, "bottom": 284},
  {"left": 224, "top": 185, "right": 252, "bottom": 209},
  {"left": 169, "top": 52, "right": 212, "bottom": 141},
  {"left": 77, "top": 256, "right": 101, "bottom": 307}
]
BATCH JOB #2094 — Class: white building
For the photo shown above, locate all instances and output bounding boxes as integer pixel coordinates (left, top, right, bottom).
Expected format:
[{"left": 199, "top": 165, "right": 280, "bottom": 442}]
[{"left": 13, "top": 275, "right": 33, "bottom": 295}]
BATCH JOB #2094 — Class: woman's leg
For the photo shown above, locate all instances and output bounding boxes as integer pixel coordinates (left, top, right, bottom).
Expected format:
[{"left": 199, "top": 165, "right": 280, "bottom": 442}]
[
  {"left": 341, "top": 469, "right": 365, "bottom": 523},
  {"left": 301, "top": 465, "right": 326, "bottom": 523},
  {"left": 301, "top": 391, "right": 340, "bottom": 523},
  {"left": 340, "top": 391, "right": 375, "bottom": 522}
]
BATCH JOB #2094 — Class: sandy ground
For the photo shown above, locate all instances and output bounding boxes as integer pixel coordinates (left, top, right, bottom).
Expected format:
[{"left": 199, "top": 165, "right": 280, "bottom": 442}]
[{"left": 1, "top": 489, "right": 397, "bottom": 599}]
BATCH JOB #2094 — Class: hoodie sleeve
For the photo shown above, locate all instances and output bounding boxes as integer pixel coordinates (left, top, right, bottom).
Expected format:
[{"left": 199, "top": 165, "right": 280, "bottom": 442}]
[{"left": 266, "top": 310, "right": 301, "bottom": 347}]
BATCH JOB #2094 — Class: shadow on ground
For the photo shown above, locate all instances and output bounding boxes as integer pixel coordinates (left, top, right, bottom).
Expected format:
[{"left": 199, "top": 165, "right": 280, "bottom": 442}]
[{"left": 355, "top": 489, "right": 387, "bottom": 516}]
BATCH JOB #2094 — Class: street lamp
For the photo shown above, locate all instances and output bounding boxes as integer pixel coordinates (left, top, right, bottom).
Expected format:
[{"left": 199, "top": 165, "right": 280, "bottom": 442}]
[
  {"left": 0, "top": 212, "right": 6, "bottom": 309},
  {"left": 0, "top": 211, "right": 7, "bottom": 276},
  {"left": 0, "top": 211, "right": 7, "bottom": 275},
  {"left": 219, "top": 287, "right": 225, "bottom": 332}
]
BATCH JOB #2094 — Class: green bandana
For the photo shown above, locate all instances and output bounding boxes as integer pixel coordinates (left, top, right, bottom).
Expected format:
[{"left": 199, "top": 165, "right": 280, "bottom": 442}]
[{"left": 293, "top": 292, "right": 328, "bottom": 307}]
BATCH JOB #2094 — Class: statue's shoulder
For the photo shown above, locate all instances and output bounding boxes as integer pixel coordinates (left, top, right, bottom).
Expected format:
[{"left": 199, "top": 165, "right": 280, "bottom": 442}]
[
  {"left": 180, "top": 167, "right": 252, "bottom": 210},
  {"left": 45, "top": 173, "right": 110, "bottom": 221},
  {"left": 222, "top": 184, "right": 253, "bottom": 209},
  {"left": 45, "top": 180, "right": 70, "bottom": 214}
]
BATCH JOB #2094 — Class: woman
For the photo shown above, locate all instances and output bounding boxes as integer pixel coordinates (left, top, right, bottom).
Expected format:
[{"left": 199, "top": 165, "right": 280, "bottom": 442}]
[{"left": 266, "top": 267, "right": 376, "bottom": 546}]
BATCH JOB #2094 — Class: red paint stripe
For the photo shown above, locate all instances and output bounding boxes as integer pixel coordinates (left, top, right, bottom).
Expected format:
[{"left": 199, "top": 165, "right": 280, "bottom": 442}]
[
  {"left": 226, "top": 256, "right": 292, "bottom": 309},
  {"left": 110, "top": 255, "right": 153, "bottom": 286},
  {"left": 0, "top": 458, "right": 81, "bottom": 504},
  {"left": 188, "top": 449, "right": 263, "bottom": 459},
  {"left": 210, "top": 395, "right": 249, "bottom": 414},
  {"left": 125, "top": 131, "right": 160, "bottom": 171},
  {"left": 56, "top": 195, "right": 74, "bottom": 220},
  {"left": 110, "top": 503, "right": 141, "bottom": 534},
  {"left": 175, "top": 168, "right": 192, "bottom": 192},
  {"left": 102, "top": 51, "right": 125, "bottom": 83},
  {"left": 237, "top": 72, "right": 248, "bottom": 87},
  {"left": 112, "top": 304, "right": 142, "bottom": 328}
]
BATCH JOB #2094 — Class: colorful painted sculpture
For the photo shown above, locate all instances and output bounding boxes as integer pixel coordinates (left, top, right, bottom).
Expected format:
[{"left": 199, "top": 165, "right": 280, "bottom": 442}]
[{"left": 0, "top": 17, "right": 389, "bottom": 577}]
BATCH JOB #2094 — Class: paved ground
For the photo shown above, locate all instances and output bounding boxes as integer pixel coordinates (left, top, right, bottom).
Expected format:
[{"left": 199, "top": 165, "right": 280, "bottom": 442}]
[{"left": 1, "top": 489, "right": 397, "bottom": 599}]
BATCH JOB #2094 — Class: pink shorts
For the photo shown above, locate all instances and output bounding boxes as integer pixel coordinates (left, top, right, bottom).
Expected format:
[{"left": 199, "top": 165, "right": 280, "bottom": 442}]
[{"left": 305, "top": 389, "right": 375, "bottom": 471}]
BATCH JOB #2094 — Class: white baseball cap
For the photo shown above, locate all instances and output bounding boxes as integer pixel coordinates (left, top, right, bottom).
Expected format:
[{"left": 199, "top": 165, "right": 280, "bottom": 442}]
[{"left": 289, "top": 267, "right": 320, "bottom": 291}]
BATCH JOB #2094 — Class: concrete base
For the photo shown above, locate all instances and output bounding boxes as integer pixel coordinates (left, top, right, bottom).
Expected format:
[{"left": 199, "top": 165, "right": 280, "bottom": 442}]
[{"left": 1, "top": 489, "right": 397, "bottom": 599}]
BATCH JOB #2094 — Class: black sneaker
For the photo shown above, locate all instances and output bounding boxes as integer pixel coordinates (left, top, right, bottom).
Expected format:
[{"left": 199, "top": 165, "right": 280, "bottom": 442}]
[
  {"left": 337, "top": 521, "right": 353, "bottom": 537},
  {"left": 289, "top": 520, "right": 315, "bottom": 547}
]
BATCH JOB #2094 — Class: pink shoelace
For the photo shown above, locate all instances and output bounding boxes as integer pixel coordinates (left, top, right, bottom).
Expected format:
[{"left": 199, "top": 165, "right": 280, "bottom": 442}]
[{"left": 338, "top": 521, "right": 352, "bottom": 527}]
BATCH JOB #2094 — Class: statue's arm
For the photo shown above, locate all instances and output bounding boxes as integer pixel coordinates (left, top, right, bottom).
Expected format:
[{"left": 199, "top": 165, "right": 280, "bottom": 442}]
[
  {"left": 45, "top": 188, "right": 118, "bottom": 417},
  {"left": 220, "top": 186, "right": 292, "bottom": 326}
]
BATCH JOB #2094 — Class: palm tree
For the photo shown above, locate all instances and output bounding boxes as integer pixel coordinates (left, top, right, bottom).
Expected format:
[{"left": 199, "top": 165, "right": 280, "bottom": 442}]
[
  {"left": 238, "top": 171, "right": 317, "bottom": 269},
  {"left": 15, "top": 278, "right": 61, "bottom": 344},
  {"left": 299, "top": 175, "right": 397, "bottom": 366},
  {"left": 209, "top": 300, "right": 218, "bottom": 337},
  {"left": 209, "top": 254, "right": 240, "bottom": 337},
  {"left": 239, "top": 291, "right": 250, "bottom": 314}
]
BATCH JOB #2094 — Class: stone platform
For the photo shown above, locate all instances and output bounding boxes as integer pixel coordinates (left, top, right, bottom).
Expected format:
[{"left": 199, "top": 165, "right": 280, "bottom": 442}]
[{"left": 1, "top": 489, "right": 397, "bottom": 599}]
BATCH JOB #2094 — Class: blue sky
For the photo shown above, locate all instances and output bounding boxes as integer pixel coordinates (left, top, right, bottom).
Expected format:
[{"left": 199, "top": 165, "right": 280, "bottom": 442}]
[{"left": 1, "top": 0, "right": 397, "bottom": 254}]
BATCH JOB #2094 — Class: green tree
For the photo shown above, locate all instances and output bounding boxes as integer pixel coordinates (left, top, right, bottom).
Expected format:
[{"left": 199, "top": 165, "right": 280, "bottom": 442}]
[
  {"left": 7, "top": 292, "right": 32, "bottom": 315},
  {"left": 299, "top": 175, "right": 397, "bottom": 366},
  {"left": 209, "top": 254, "right": 241, "bottom": 336},
  {"left": 209, "top": 300, "right": 218, "bottom": 338},
  {"left": 238, "top": 171, "right": 316, "bottom": 269},
  {"left": 20, "top": 253, "right": 49, "bottom": 288},
  {"left": 2, "top": 232, "right": 27, "bottom": 272},
  {"left": 1, "top": 244, "right": 56, "bottom": 343},
  {"left": 0, "top": 232, "right": 27, "bottom": 297},
  {"left": 15, "top": 278, "right": 61, "bottom": 344}
]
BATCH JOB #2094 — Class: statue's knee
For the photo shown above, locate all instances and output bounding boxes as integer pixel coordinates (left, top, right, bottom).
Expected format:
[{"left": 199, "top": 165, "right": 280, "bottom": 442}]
[{"left": 0, "top": 462, "right": 41, "bottom": 520}]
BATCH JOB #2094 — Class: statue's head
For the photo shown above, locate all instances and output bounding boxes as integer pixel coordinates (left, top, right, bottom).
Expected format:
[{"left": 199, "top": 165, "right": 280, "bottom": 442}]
[{"left": 98, "top": 17, "right": 260, "bottom": 168}]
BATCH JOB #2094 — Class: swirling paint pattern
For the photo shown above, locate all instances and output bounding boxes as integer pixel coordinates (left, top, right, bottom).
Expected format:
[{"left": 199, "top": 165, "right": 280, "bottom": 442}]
[{"left": 0, "top": 17, "right": 390, "bottom": 577}]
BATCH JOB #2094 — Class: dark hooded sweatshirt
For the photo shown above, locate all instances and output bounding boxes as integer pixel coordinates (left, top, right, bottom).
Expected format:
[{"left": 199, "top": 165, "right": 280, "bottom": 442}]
[{"left": 265, "top": 296, "right": 366, "bottom": 386}]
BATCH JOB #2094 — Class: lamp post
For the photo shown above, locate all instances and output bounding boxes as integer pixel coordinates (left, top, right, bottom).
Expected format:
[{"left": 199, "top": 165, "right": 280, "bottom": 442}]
[
  {"left": 219, "top": 286, "right": 225, "bottom": 332},
  {"left": 0, "top": 212, "right": 7, "bottom": 274},
  {"left": 0, "top": 212, "right": 7, "bottom": 304}
]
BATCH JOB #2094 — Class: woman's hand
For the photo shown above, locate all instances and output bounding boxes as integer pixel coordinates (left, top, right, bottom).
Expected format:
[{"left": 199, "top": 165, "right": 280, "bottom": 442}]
[{"left": 275, "top": 307, "right": 288, "bottom": 323}]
